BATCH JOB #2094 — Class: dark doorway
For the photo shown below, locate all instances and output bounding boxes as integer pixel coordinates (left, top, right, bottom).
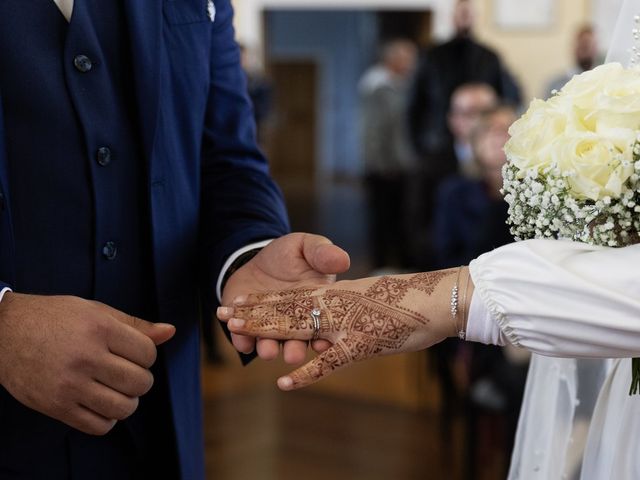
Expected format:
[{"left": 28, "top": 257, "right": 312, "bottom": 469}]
[
  {"left": 266, "top": 59, "right": 318, "bottom": 183},
  {"left": 377, "top": 10, "right": 433, "bottom": 47}
]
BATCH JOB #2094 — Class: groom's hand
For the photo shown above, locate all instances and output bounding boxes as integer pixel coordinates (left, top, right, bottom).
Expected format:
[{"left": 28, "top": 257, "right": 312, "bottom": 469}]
[
  {"left": 0, "top": 293, "right": 175, "bottom": 435},
  {"left": 220, "top": 233, "right": 350, "bottom": 364}
]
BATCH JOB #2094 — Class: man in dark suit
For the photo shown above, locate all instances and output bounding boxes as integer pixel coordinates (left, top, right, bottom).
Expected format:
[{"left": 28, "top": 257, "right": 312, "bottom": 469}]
[
  {"left": 407, "top": 0, "right": 521, "bottom": 159},
  {"left": 0, "top": 1, "right": 349, "bottom": 479}
]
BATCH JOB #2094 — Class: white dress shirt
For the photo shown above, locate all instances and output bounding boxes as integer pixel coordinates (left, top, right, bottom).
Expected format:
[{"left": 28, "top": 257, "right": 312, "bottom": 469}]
[
  {"left": 468, "top": 239, "right": 640, "bottom": 479},
  {"left": 53, "top": 0, "right": 73, "bottom": 21}
]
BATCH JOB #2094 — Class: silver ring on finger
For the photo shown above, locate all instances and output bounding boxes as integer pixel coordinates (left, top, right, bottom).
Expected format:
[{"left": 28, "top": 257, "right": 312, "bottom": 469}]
[{"left": 310, "top": 308, "right": 321, "bottom": 341}]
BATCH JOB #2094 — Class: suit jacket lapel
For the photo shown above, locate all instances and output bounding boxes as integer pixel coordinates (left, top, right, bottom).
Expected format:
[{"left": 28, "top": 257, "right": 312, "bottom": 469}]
[{"left": 123, "top": 1, "right": 163, "bottom": 163}]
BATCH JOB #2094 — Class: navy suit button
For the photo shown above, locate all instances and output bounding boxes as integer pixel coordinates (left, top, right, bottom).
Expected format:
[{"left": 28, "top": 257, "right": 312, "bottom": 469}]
[
  {"left": 73, "top": 55, "right": 93, "bottom": 73},
  {"left": 102, "top": 241, "right": 117, "bottom": 260},
  {"left": 96, "top": 147, "right": 112, "bottom": 166}
]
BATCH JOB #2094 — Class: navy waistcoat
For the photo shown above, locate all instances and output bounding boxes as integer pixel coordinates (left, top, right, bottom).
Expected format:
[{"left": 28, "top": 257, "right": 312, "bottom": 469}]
[{"left": 0, "top": 0, "right": 179, "bottom": 477}]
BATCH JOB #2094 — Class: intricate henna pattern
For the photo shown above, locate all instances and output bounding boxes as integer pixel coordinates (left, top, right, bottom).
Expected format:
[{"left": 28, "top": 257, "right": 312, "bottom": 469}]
[
  {"left": 288, "top": 334, "right": 374, "bottom": 386},
  {"left": 407, "top": 271, "right": 451, "bottom": 296},
  {"left": 365, "top": 276, "right": 411, "bottom": 306},
  {"left": 234, "top": 270, "right": 455, "bottom": 387},
  {"left": 234, "top": 288, "right": 318, "bottom": 335}
]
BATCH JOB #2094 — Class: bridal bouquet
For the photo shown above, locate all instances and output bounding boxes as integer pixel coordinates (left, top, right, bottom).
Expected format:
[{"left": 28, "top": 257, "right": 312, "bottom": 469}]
[{"left": 502, "top": 62, "right": 640, "bottom": 394}]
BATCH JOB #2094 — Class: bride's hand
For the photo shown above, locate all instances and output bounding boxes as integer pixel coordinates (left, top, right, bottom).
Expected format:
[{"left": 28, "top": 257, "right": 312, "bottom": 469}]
[{"left": 218, "top": 268, "right": 468, "bottom": 390}]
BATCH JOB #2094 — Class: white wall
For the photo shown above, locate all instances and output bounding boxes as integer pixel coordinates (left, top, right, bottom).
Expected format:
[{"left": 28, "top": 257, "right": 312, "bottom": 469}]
[{"left": 474, "top": 0, "right": 591, "bottom": 100}]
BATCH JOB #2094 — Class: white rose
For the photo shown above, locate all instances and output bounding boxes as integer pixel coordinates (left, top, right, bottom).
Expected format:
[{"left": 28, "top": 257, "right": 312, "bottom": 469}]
[
  {"left": 560, "top": 63, "right": 624, "bottom": 111},
  {"left": 504, "top": 98, "right": 566, "bottom": 170},
  {"left": 563, "top": 65, "right": 640, "bottom": 133},
  {"left": 549, "top": 131, "right": 635, "bottom": 201},
  {"left": 597, "top": 64, "right": 640, "bottom": 115}
]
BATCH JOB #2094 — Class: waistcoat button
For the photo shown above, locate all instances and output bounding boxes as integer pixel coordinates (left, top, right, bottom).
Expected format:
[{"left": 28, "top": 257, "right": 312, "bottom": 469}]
[
  {"left": 73, "top": 54, "right": 93, "bottom": 73},
  {"left": 102, "top": 241, "right": 117, "bottom": 260},
  {"left": 96, "top": 147, "right": 112, "bottom": 166}
]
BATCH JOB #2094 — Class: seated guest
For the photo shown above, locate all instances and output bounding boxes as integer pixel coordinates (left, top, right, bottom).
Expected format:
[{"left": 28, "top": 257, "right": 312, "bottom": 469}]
[
  {"left": 408, "top": 83, "right": 498, "bottom": 269},
  {"left": 433, "top": 104, "right": 514, "bottom": 268},
  {"left": 441, "top": 82, "right": 499, "bottom": 180}
]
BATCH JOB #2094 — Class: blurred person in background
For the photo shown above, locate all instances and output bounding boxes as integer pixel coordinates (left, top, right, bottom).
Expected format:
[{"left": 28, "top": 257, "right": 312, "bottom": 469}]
[
  {"left": 407, "top": 0, "right": 521, "bottom": 161},
  {"left": 433, "top": 104, "right": 514, "bottom": 267},
  {"left": 432, "top": 105, "right": 528, "bottom": 477},
  {"left": 545, "top": 25, "right": 600, "bottom": 97},
  {"left": 408, "top": 82, "right": 498, "bottom": 269},
  {"left": 359, "top": 39, "right": 418, "bottom": 271},
  {"left": 437, "top": 82, "right": 498, "bottom": 181}
]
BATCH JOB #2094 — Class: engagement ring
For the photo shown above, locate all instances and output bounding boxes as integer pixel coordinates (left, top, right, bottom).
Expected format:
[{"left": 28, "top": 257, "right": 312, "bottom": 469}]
[{"left": 310, "top": 308, "right": 321, "bottom": 341}]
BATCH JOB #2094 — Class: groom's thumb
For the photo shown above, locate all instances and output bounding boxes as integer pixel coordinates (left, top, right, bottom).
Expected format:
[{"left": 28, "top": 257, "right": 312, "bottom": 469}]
[
  {"left": 133, "top": 319, "right": 176, "bottom": 346},
  {"left": 119, "top": 314, "right": 176, "bottom": 346},
  {"left": 301, "top": 234, "right": 351, "bottom": 274}
]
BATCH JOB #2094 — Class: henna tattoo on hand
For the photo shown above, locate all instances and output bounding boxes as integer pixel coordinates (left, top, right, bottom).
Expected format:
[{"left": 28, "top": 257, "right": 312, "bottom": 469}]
[{"left": 233, "top": 270, "right": 456, "bottom": 388}]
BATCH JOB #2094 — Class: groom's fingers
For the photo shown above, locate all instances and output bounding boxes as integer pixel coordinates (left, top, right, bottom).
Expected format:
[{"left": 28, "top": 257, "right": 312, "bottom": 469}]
[
  {"left": 311, "top": 339, "right": 332, "bottom": 353},
  {"left": 220, "top": 308, "right": 258, "bottom": 354},
  {"left": 216, "top": 306, "right": 234, "bottom": 321},
  {"left": 256, "top": 338, "right": 280, "bottom": 360},
  {"left": 277, "top": 339, "right": 353, "bottom": 391},
  {"left": 283, "top": 340, "right": 308, "bottom": 365},
  {"left": 230, "top": 333, "right": 255, "bottom": 354}
]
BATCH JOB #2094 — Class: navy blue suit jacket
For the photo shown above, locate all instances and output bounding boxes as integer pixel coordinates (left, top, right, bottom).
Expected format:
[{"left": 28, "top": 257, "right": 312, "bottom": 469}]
[{"left": 0, "top": 1, "right": 289, "bottom": 478}]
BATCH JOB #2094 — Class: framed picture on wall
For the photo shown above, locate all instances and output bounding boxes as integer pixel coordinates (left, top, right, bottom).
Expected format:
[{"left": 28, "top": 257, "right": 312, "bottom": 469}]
[{"left": 494, "top": 0, "right": 555, "bottom": 30}]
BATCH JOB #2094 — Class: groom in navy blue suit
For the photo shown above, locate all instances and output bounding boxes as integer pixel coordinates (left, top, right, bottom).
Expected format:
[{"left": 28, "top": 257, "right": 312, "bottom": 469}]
[{"left": 0, "top": 0, "right": 349, "bottom": 478}]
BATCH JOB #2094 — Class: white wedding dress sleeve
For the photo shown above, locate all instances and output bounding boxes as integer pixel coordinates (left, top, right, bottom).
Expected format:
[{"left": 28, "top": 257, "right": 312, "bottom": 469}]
[
  {"left": 469, "top": 239, "right": 640, "bottom": 358},
  {"left": 468, "top": 239, "right": 640, "bottom": 480}
]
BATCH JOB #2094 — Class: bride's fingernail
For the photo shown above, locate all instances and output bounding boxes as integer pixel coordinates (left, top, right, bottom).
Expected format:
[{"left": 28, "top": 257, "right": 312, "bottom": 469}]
[
  {"left": 217, "top": 307, "right": 232, "bottom": 316},
  {"left": 233, "top": 295, "right": 248, "bottom": 306},
  {"left": 230, "top": 318, "right": 246, "bottom": 329},
  {"left": 278, "top": 376, "right": 293, "bottom": 390}
]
